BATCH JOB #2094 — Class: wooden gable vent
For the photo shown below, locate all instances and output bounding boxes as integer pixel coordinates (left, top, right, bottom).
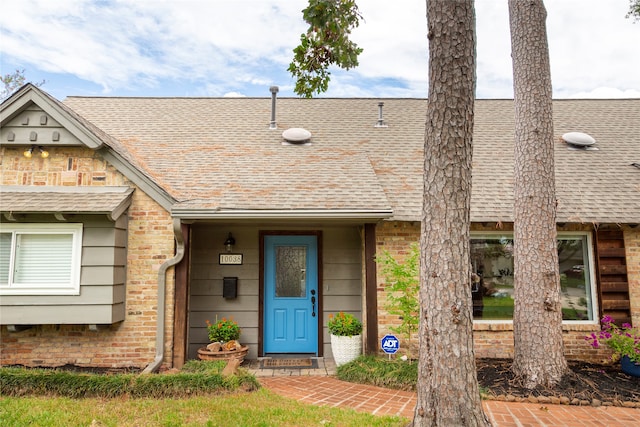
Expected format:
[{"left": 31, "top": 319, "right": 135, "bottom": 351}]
[{"left": 595, "top": 228, "right": 631, "bottom": 325}]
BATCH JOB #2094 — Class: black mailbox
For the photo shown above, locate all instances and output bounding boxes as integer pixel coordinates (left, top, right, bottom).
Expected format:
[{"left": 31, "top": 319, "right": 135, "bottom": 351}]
[{"left": 223, "top": 277, "right": 238, "bottom": 299}]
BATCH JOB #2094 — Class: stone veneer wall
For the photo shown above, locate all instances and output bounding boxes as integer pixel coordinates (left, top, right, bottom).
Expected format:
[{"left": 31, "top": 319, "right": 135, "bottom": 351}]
[
  {"left": 0, "top": 146, "right": 176, "bottom": 369},
  {"left": 375, "top": 221, "right": 640, "bottom": 362}
]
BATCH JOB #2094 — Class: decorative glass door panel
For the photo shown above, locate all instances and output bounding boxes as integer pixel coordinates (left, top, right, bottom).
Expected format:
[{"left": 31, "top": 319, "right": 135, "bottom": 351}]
[
  {"left": 264, "top": 235, "right": 318, "bottom": 354},
  {"left": 275, "top": 246, "right": 306, "bottom": 297}
]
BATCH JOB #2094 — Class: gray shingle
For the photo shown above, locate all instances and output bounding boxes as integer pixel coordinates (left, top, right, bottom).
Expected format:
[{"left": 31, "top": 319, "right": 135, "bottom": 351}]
[
  {"left": 0, "top": 186, "right": 133, "bottom": 219},
  {"left": 61, "top": 97, "right": 640, "bottom": 223}
]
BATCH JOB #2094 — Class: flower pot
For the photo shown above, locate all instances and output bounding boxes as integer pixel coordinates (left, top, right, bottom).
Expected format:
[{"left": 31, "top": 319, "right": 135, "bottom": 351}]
[
  {"left": 197, "top": 345, "right": 249, "bottom": 364},
  {"left": 620, "top": 355, "right": 640, "bottom": 377},
  {"left": 330, "top": 334, "right": 361, "bottom": 366}
]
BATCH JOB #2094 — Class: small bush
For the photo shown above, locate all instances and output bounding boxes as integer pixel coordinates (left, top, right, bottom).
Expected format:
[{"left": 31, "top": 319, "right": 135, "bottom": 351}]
[
  {"left": 337, "top": 355, "right": 491, "bottom": 398},
  {"left": 0, "top": 361, "right": 259, "bottom": 398},
  {"left": 336, "top": 355, "right": 417, "bottom": 391},
  {"left": 377, "top": 245, "right": 420, "bottom": 357}
]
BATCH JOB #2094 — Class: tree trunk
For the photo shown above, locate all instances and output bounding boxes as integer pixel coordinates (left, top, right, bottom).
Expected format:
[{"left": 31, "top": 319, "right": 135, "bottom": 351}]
[
  {"left": 414, "top": 1, "right": 490, "bottom": 425},
  {"left": 508, "top": 0, "right": 569, "bottom": 389}
]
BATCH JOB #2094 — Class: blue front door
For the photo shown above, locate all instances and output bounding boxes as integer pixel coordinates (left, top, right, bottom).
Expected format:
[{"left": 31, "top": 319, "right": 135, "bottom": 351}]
[{"left": 264, "top": 235, "right": 318, "bottom": 354}]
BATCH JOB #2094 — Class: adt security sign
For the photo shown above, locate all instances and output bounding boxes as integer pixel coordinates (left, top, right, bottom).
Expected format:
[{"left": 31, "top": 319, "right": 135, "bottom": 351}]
[{"left": 381, "top": 334, "right": 399, "bottom": 354}]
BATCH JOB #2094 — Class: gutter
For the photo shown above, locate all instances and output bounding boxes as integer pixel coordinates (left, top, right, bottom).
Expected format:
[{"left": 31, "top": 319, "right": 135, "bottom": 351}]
[
  {"left": 142, "top": 218, "right": 185, "bottom": 374},
  {"left": 171, "top": 209, "right": 394, "bottom": 220}
]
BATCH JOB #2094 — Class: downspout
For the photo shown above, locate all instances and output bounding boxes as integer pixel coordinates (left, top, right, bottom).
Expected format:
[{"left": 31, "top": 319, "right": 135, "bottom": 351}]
[{"left": 142, "top": 218, "right": 185, "bottom": 373}]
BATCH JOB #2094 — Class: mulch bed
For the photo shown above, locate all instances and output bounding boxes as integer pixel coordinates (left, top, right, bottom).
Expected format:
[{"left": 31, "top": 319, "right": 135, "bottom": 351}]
[
  {"left": 476, "top": 358, "right": 640, "bottom": 407},
  {"left": 5, "top": 365, "right": 142, "bottom": 375}
]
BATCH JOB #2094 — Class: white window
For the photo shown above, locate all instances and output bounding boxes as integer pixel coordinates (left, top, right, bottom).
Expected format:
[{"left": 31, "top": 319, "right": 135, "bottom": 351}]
[
  {"left": 470, "top": 232, "right": 597, "bottom": 323},
  {"left": 0, "top": 223, "right": 83, "bottom": 295}
]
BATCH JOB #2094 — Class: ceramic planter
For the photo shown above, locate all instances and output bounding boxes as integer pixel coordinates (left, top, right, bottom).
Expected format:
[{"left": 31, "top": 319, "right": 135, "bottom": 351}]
[
  {"left": 330, "top": 334, "right": 362, "bottom": 366},
  {"left": 620, "top": 355, "right": 640, "bottom": 377},
  {"left": 197, "top": 345, "right": 249, "bottom": 363}
]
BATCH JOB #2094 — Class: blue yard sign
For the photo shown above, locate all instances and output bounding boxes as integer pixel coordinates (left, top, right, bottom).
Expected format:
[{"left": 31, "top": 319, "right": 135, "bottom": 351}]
[{"left": 381, "top": 334, "right": 399, "bottom": 354}]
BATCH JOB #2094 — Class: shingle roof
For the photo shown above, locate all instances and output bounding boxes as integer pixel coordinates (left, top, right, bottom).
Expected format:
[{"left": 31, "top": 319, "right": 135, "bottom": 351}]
[
  {"left": 61, "top": 97, "right": 640, "bottom": 223},
  {"left": 0, "top": 186, "right": 133, "bottom": 220}
]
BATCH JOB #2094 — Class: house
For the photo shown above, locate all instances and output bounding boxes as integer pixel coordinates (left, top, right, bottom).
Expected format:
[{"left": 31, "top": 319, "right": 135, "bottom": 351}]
[{"left": 1, "top": 84, "right": 638, "bottom": 370}]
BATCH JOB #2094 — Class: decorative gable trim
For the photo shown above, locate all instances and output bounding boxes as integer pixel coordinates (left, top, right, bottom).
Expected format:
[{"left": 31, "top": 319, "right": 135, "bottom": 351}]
[
  {"left": 1, "top": 84, "right": 103, "bottom": 149},
  {"left": 2, "top": 85, "right": 177, "bottom": 214}
]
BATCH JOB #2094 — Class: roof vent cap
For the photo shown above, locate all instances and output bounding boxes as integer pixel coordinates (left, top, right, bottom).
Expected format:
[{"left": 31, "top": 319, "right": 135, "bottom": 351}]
[
  {"left": 562, "top": 132, "right": 598, "bottom": 151},
  {"left": 282, "top": 127, "right": 312, "bottom": 144},
  {"left": 562, "top": 132, "right": 596, "bottom": 146}
]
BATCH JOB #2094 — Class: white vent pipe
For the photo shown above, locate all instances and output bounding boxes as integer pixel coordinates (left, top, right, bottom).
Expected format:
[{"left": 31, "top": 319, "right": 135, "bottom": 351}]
[{"left": 269, "top": 86, "right": 279, "bottom": 129}]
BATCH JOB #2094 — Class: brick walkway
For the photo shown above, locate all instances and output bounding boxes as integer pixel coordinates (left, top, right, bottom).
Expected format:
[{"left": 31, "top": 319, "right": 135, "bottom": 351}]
[{"left": 259, "top": 376, "right": 640, "bottom": 426}]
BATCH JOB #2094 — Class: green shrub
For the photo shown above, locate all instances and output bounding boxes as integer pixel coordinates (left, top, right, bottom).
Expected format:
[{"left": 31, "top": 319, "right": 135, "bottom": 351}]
[
  {"left": 0, "top": 362, "right": 259, "bottom": 398},
  {"left": 336, "top": 355, "right": 489, "bottom": 398},
  {"left": 377, "top": 244, "right": 420, "bottom": 357},
  {"left": 336, "top": 355, "right": 417, "bottom": 391}
]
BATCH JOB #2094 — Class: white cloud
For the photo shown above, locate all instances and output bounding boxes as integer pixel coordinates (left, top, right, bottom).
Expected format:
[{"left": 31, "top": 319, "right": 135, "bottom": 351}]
[
  {"left": 1, "top": 0, "right": 638, "bottom": 98},
  {"left": 569, "top": 87, "right": 640, "bottom": 99},
  {"left": 545, "top": 0, "right": 640, "bottom": 99}
]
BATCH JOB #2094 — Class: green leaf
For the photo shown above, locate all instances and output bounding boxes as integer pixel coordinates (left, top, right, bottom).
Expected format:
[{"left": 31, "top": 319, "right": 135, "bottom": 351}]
[{"left": 289, "top": 0, "right": 363, "bottom": 97}]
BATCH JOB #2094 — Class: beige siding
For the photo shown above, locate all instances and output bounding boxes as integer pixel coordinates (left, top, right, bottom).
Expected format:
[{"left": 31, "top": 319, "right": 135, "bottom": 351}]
[
  {"left": 0, "top": 284, "right": 124, "bottom": 306},
  {"left": 1, "top": 304, "right": 125, "bottom": 324},
  {"left": 0, "top": 214, "right": 127, "bottom": 324},
  {"left": 0, "top": 104, "right": 85, "bottom": 148},
  {"left": 80, "top": 266, "right": 125, "bottom": 285},
  {"left": 188, "top": 224, "right": 363, "bottom": 360}
]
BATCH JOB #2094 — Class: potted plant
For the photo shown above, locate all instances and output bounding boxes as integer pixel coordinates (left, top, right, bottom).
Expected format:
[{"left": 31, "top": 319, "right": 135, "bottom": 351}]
[
  {"left": 198, "top": 317, "right": 248, "bottom": 362},
  {"left": 206, "top": 317, "right": 241, "bottom": 343},
  {"left": 585, "top": 315, "right": 640, "bottom": 377},
  {"left": 328, "top": 312, "right": 363, "bottom": 366}
]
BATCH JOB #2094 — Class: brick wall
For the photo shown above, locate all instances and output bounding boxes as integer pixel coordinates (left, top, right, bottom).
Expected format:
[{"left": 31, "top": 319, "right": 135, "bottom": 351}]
[
  {"left": 625, "top": 227, "right": 640, "bottom": 327},
  {"left": 374, "top": 221, "right": 638, "bottom": 363},
  {"left": 0, "top": 146, "right": 176, "bottom": 369},
  {"left": 375, "top": 221, "right": 421, "bottom": 357}
]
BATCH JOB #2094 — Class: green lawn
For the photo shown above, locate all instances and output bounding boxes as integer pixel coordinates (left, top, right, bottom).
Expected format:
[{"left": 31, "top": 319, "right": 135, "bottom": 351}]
[
  {"left": 0, "top": 390, "right": 406, "bottom": 427},
  {"left": 0, "top": 362, "right": 407, "bottom": 427}
]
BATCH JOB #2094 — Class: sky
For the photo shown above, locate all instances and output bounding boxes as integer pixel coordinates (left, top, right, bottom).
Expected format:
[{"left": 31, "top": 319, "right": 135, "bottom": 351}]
[{"left": 1, "top": 0, "right": 639, "bottom": 100}]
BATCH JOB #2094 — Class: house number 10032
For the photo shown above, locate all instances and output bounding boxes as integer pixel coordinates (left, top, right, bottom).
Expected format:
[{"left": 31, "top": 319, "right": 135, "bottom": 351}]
[{"left": 219, "top": 253, "right": 243, "bottom": 265}]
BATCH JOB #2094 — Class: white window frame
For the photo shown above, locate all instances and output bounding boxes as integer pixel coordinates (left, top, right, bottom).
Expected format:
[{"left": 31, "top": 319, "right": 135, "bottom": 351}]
[
  {"left": 470, "top": 231, "right": 598, "bottom": 325},
  {"left": 0, "top": 223, "right": 83, "bottom": 296}
]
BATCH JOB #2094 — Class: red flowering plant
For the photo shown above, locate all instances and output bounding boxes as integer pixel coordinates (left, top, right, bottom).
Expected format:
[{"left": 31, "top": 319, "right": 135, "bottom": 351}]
[
  {"left": 585, "top": 315, "right": 640, "bottom": 363},
  {"left": 206, "top": 317, "right": 240, "bottom": 342},
  {"left": 327, "top": 312, "right": 363, "bottom": 337}
]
